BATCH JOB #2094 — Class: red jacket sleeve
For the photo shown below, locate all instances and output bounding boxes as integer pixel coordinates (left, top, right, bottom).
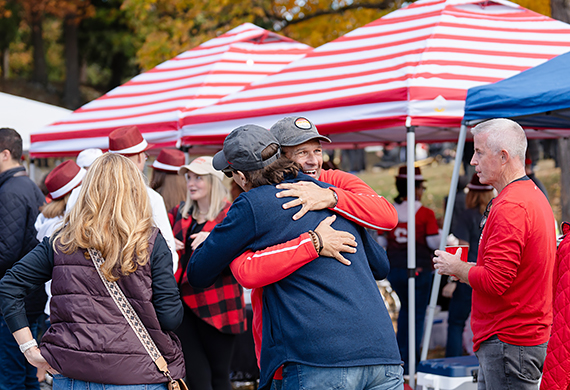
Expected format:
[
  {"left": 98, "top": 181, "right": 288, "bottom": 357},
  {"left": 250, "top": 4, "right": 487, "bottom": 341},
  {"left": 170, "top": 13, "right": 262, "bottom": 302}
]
[
  {"left": 230, "top": 233, "right": 318, "bottom": 288},
  {"left": 319, "top": 169, "right": 397, "bottom": 232}
]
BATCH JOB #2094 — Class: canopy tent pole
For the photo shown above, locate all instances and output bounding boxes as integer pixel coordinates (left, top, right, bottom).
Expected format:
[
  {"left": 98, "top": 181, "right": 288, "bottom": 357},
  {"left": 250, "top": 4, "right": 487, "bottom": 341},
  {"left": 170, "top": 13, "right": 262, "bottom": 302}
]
[
  {"left": 420, "top": 123, "right": 469, "bottom": 362},
  {"left": 406, "top": 123, "right": 417, "bottom": 389}
]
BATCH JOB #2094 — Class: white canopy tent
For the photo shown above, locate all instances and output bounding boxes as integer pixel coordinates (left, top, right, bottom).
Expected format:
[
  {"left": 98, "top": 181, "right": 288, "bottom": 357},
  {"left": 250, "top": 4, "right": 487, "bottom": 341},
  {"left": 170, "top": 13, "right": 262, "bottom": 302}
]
[{"left": 0, "top": 92, "right": 71, "bottom": 151}]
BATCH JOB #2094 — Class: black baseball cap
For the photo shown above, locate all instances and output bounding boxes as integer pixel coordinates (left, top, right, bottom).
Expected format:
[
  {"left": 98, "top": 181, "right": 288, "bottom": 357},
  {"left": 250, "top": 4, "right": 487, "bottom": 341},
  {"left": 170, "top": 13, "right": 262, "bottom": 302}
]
[
  {"left": 213, "top": 124, "right": 281, "bottom": 172},
  {"left": 270, "top": 116, "right": 331, "bottom": 147}
]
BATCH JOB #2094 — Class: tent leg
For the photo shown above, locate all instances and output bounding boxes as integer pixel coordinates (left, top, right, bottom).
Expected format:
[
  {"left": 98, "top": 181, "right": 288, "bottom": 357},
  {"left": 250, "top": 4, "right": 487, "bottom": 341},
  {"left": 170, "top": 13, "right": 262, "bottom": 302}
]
[
  {"left": 406, "top": 126, "right": 417, "bottom": 389},
  {"left": 420, "top": 124, "right": 469, "bottom": 362}
]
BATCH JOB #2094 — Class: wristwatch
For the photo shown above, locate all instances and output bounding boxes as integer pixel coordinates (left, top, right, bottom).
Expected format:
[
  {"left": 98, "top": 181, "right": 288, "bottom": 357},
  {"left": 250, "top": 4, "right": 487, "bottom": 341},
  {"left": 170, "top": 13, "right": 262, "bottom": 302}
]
[{"left": 19, "top": 339, "right": 38, "bottom": 354}]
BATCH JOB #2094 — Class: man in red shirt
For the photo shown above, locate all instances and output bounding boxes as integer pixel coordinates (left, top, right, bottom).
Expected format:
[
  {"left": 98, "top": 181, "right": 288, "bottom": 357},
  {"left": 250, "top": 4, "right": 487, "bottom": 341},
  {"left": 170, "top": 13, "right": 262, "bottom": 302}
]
[{"left": 433, "top": 118, "right": 556, "bottom": 390}]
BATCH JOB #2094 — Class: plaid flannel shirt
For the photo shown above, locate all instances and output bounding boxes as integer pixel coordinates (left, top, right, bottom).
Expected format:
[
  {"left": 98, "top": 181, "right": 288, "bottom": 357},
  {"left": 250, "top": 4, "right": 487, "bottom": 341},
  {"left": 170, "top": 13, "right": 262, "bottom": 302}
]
[{"left": 169, "top": 201, "right": 246, "bottom": 334}]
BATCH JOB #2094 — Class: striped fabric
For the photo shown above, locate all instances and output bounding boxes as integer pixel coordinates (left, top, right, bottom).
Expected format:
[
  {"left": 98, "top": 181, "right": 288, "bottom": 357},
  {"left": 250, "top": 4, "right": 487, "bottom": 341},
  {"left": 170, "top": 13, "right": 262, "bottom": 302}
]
[
  {"left": 29, "top": 23, "right": 312, "bottom": 158},
  {"left": 179, "top": 0, "right": 570, "bottom": 146}
]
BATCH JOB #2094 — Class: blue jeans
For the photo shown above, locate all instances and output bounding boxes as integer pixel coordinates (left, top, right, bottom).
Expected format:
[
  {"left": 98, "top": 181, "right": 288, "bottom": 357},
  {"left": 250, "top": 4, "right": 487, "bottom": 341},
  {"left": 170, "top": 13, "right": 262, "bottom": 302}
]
[
  {"left": 387, "top": 268, "right": 432, "bottom": 374},
  {"left": 0, "top": 314, "right": 41, "bottom": 390},
  {"left": 52, "top": 375, "right": 168, "bottom": 390},
  {"left": 445, "top": 282, "right": 472, "bottom": 357},
  {"left": 474, "top": 335, "right": 547, "bottom": 390},
  {"left": 273, "top": 364, "right": 403, "bottom": 390}
]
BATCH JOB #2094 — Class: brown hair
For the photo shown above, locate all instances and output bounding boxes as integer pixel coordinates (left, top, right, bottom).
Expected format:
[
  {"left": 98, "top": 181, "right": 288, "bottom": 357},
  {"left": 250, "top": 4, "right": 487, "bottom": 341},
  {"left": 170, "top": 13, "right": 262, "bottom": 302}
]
[
  {"left": 466, "top": 189, "right": 495, "bottom": 215},
  {"left": 150, "top": 169, "right": 187, "bottom": 212},
  {"left": 40, "top": 193, "right": 71, "bottom": 219},
  {"left": 242, "top": 144, "right": 300, "bottom": 188}
]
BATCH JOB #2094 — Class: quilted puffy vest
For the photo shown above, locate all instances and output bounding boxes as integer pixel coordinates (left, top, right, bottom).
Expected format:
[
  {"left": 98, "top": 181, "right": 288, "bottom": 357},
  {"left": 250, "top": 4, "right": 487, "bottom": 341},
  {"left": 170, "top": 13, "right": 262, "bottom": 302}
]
[{"left": 40, "top": 230, "right": 185, "bottom": 384}]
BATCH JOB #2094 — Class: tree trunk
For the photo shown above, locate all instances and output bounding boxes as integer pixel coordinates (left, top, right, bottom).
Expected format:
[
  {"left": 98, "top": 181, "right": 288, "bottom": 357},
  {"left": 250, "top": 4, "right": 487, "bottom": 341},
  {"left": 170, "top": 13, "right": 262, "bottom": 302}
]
[
  {"left": 31, "top": 10, "right": 47, "bottom": 85},
  {"left": 2, "top": 49, "right": 9, "bottom": 79},
  {"left": 551, "top": 0, "right": 570, "bottom": 225},
  {"left": 551, "top": 0, "right": 570, "bottom": 23},
  {"left": 63, "top": 13, "right": 80, "bottom": 109}
]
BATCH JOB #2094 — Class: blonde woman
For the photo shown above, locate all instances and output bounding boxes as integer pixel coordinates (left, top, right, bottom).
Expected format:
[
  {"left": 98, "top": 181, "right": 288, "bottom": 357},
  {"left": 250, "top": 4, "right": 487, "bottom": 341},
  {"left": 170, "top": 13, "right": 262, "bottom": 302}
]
[
  {"left": 0, "top": 153, "right": 185, "bottom": 389},
  {"left": 168, "top": 156, "right": 246, "bottom": 390}
]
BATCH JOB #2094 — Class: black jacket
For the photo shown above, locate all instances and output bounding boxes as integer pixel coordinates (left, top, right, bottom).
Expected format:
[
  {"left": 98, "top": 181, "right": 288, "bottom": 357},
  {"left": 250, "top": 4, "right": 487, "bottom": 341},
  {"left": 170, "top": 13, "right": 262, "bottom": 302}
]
[{"left": 0, "top": 166, "right": 46, "bottom": 318}]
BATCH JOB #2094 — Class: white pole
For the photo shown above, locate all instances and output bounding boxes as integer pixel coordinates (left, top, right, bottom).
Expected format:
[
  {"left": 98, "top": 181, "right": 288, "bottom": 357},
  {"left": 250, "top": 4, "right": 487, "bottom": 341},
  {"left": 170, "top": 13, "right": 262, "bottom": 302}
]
[
  {"left": 420, "top": 123, "right": 468, "bottom": 361},
  {"left": 406, "top": 125, "right": 417, "bottom": 389}
]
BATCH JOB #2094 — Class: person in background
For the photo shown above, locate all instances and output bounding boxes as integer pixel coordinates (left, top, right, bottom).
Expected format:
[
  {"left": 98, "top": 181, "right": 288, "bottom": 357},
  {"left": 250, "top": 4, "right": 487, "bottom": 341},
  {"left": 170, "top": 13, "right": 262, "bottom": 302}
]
[
  {"left": 0, "top": 153, "right": 185, "bottom": 389},
  {"left": 381, "top": 165, "right": 440, "bottom": 375},
  {"left": 0, "top": 127, "right": 46, "bottom": 390},
  {"left": 443, "top": 173, "right": 494, "bottom": 357},
  {"left": 66, "top": 126, "right": 178, "bottom": 272},
  {"left": 169, "top": 156, "right": 246, "bottom": 390},
  {"left": 35, "top": 161, "right": 86, "bottom": 240},
  {"left": 150, "top": 148, "right": 187, "bottom": 212},
  {"left": 525, "top": 158, "right": 548, "bottom": 200},
  {"left": 433, "top": 118, "right": 556, "bottom": 390},
  {"left": 541, "top": 221, "right": 570, "bottom": 390},
  {"left": 75, "top": 148, "right": 103, "bottom": 170}
]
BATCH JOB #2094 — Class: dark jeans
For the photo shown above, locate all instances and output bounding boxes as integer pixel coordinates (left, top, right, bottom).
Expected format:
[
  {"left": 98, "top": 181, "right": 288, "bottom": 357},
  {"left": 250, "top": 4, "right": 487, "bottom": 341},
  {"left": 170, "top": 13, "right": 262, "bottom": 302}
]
[
  {"left": 0, "top": 314, "right": 41, "bottom": 390},
  {"left": 175, "top": 305, "right": 236, "bottom": 390},
  {"left": 445, "top": 282, "right": 472, "bottom": 357},
  {"left": 387, "top": 268, "right": 432, "bottom": 374},
  {"left": 475, "top": 335, "right": 547, "bottom": 390}
]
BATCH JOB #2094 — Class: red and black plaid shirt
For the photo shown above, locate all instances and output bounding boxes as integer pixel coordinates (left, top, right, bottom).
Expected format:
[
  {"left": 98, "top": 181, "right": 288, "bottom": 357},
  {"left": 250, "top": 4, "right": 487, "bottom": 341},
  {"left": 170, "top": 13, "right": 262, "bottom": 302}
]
[{"left": 169, "top": 202, "right": 246, "bottom": 334}]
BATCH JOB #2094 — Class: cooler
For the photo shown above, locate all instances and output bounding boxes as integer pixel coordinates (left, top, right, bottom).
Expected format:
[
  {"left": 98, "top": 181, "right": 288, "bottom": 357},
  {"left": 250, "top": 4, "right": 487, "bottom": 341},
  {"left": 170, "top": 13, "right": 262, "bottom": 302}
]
[{"left": 417, "top": 355, "right": 479, "bottom": 390}]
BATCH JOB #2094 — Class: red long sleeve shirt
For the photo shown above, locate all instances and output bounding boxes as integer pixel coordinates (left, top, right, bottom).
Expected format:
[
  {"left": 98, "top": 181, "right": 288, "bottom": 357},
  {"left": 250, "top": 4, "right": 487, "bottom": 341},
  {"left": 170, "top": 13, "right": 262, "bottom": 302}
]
[{"left": 468, "top": 178, "right": 556, "bottom": 351}]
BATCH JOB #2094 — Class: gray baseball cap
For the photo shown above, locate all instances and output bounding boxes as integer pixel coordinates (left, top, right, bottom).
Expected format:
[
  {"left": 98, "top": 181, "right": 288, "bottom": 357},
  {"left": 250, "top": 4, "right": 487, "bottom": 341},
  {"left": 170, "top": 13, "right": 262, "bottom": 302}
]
[
  {"left": 270, "top": 116, "right": 331, "bottom": 147},
  {"left": 213, "top": 124, "right": 281, "bottom": 172}
]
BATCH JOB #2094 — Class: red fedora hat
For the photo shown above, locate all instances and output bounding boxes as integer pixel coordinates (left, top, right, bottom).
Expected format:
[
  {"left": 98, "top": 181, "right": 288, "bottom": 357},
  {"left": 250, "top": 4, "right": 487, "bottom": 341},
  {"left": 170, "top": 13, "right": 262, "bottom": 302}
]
[
  {"left": 152, "top": 149, "right": 185, "bottom": 172},
  {"left": 467, "top": 173, "right": 493, "bottom": 191},
  {"left": 108, "top": 126, "right": 153, "bottom": 155},
  {"left": 396, "top": 166, "right": 425, "bottom": 181},
  {"left": 45, "top": 160, "right": 86, "bottom": 200}
]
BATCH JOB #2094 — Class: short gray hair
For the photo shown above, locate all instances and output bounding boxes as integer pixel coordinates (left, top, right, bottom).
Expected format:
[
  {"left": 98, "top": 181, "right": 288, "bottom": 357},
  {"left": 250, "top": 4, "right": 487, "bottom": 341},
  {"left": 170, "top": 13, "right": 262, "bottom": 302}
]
[{"left": 471, "top": 118, "right": 527, "bottom": 163}]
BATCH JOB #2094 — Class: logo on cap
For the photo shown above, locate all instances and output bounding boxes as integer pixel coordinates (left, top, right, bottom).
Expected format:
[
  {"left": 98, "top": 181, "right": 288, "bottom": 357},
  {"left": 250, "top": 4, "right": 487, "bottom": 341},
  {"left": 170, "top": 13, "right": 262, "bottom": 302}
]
[{"left": 294, "top": 117, "right": 312, "bottom": 130}]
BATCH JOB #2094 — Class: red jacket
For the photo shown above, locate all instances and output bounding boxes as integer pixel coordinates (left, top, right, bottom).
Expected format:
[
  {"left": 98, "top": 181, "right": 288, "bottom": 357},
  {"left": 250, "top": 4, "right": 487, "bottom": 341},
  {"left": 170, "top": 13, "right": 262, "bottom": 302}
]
[
  {"left": 169, "top": 201, "right": 246, "bottom": 334},
  {"left": 541, "top": 222, "right": 570, "bottom": 390}
]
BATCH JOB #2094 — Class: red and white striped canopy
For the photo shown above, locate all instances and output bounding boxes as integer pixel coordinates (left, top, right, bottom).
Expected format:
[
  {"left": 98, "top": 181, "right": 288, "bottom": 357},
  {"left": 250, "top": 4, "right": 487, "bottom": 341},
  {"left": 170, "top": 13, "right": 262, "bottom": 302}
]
[
  {"left": 179, "top": 0, "right": 570, "bottom": 147},
  {"left": 29, "top": 23, "right": 312, "bottom": 157}
]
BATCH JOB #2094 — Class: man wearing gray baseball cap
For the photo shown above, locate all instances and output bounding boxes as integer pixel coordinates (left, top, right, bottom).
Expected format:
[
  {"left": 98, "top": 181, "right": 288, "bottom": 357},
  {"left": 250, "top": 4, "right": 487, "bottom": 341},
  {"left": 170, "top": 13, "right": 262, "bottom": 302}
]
[
  {"left": 189, "top": 124, "right": 403, "bottom": 390},
  {"left": 269, "top": 116, "right": 397, "bottom": 230}
]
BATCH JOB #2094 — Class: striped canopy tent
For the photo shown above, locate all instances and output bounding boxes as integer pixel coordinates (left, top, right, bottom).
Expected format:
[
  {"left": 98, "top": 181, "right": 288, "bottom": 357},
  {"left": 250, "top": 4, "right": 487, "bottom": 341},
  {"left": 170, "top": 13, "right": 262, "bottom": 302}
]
[
  {"left": 29, "top": 23, "right": 312, "bottom": 158},
  {"left": 179, "top": 0, "right": 570, "bottom": 147}
]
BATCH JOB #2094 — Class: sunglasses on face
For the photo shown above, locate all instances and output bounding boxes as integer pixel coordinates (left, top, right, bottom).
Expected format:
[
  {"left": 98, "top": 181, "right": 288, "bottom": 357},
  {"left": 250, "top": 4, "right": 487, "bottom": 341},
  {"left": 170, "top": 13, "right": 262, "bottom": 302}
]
[{"left": 222, "top": 167, "right": 235, "bottom": 178}]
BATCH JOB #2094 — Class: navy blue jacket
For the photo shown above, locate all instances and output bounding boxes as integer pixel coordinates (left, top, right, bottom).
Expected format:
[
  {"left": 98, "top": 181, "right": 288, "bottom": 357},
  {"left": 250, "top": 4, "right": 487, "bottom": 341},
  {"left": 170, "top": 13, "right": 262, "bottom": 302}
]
[
  {"left": 189, "top": 173, "right": 401, "bottom": 390},
  {"left": 0, "top": 166, "right": 46, "bottom": 318}
]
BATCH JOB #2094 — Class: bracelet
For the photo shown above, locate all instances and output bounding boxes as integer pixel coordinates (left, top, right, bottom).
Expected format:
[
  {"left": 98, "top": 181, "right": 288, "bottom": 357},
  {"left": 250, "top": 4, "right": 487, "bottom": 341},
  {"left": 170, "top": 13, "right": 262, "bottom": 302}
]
[
  {"left": 308, "top": 230, "right": 319, "bottom": 253},
  {"left": 19, "top": 339, "right": 37, "bottom": 354},
  {"left": 330, "top": 189, "right": 338, "bottom": 207},
  {"left": 313, "top": 230, "right": 324, "bottom": 254}
]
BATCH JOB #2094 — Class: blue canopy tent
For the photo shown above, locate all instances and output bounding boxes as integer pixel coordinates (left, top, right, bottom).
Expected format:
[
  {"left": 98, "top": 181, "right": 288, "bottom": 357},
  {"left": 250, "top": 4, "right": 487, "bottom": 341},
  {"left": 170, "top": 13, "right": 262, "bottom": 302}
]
[
  {"left": 463, "top": 50, "right": 570, "bottom": 131},
  {"left": 422, "top": 50, "right": 570, "bottom": 360}
]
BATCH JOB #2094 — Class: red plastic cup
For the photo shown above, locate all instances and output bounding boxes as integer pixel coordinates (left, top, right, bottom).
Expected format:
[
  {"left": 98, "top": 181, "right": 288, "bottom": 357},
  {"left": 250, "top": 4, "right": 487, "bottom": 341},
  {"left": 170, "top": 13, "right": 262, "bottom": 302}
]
[{"left": 445, "top": 245, "right": 469, "bottom": 262}]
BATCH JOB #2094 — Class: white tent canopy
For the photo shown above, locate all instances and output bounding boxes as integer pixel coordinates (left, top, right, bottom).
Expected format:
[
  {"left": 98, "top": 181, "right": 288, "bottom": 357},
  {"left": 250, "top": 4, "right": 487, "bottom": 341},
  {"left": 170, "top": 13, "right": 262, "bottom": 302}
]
[{"left": 0, "top": 92, "right": 71, "bottom": 152}]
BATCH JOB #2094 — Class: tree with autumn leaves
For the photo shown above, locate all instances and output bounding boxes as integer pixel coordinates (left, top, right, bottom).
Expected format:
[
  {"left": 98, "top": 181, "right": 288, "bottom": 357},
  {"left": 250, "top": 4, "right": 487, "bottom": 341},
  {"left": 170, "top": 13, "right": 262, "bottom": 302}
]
[{"left": 0, "top": 0, "right": 567, "bottom": 109}]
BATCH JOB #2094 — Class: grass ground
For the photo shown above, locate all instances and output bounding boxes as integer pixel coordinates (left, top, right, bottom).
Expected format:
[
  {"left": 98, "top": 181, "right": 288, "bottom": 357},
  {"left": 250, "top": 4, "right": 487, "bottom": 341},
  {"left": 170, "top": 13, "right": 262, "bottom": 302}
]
[{"left": 357, "top": 158, "right": 562, "bottom": 224}]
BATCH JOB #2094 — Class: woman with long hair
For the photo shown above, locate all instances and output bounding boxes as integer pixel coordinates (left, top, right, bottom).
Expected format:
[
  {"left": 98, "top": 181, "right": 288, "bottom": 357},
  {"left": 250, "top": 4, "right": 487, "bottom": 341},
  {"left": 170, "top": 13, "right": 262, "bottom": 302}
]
[
  {"left": 150, "top": 149, "right": 187, "bottom": 212},
  {"left": 169, "top": 156, "right": 246, "bottom": 390},
  {"left": 443, "top": 173, "right": 494, "bottom": 357},
  {"left": 0, "top": 153, "right": 185, "bottom": 389}
]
